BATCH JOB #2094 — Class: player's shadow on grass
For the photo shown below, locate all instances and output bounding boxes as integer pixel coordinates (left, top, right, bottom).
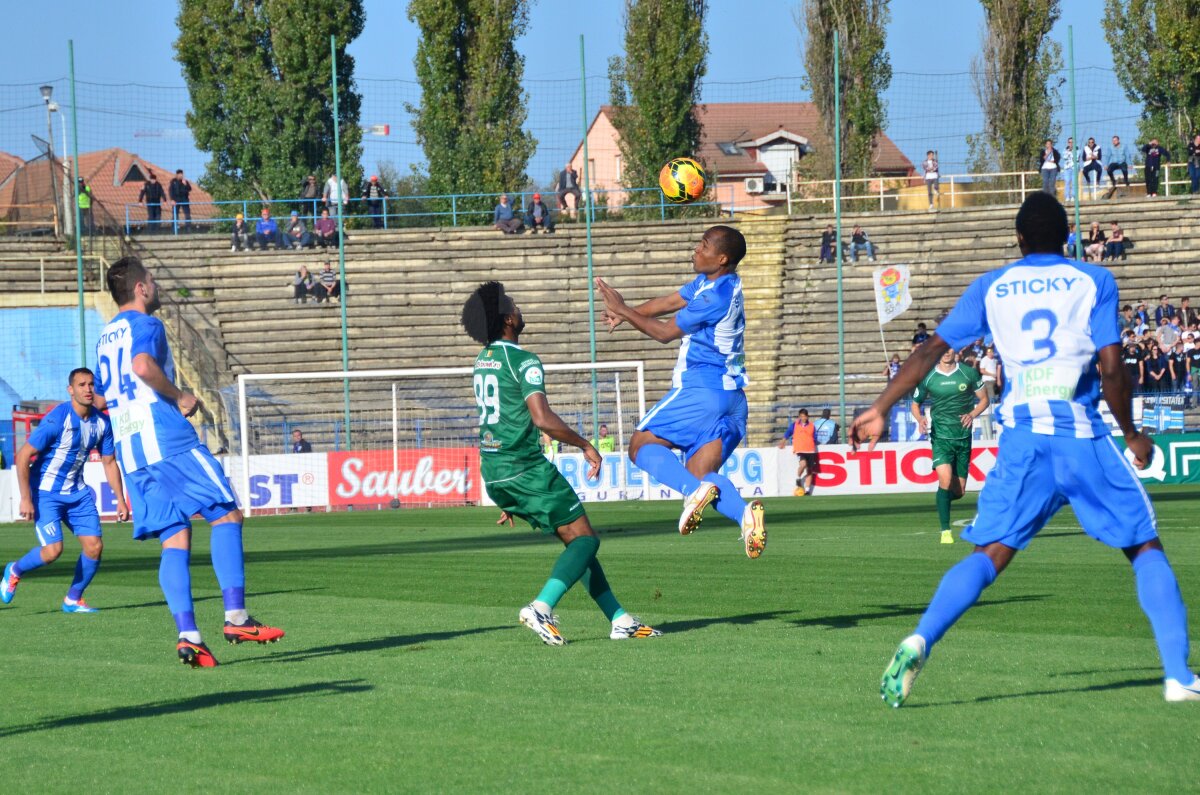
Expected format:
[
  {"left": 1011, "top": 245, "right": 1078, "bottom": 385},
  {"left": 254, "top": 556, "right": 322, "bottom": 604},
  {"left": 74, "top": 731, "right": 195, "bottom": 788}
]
[
  {"left": 905, "top": 676, "right": 1162, "bottom": 708},
  {"left": 789, "top": 594, "right": 1049, "bottom": 630},
  {"left": 653, "top": 610, "right": 802, "bottom": 634},
  {"left": 0, "top": 679, "right": 372, "bottom": 738},
  {"left": 25, "top": 587, "right": 326, "bottom": 616},
  {"left": 229, "top": 625, "right": 510, "bottom": 665}
]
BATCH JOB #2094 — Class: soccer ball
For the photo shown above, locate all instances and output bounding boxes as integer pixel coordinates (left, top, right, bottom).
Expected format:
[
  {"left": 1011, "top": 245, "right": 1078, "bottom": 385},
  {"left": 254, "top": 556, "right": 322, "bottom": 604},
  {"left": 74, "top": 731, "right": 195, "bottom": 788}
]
[{"left": 659, "top": 157, "right": 707, "bottom": 204}]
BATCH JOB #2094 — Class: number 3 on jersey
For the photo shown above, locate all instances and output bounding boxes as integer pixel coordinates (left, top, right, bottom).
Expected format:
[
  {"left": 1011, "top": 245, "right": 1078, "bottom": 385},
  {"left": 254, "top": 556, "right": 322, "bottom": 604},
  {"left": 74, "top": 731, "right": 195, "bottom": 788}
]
[
  {"left": 97, "top": 349, "right": 139, "bottom": 408},
  {"left": 474, "top": 373, "right": 500, "bottom": 425},
  {"left": 1020, "top": 309, "right": 1058, "bottom": 365}
]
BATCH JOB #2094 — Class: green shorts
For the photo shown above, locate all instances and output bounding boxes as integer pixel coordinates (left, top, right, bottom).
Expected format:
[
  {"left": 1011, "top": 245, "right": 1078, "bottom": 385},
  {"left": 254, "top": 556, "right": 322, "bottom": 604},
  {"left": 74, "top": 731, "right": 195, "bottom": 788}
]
[
  {"left": 930, "top": 435, "right": 972, "bottom": 479},
  {"left": 484, "top": 457, "right": 585, "bottom": 534}
]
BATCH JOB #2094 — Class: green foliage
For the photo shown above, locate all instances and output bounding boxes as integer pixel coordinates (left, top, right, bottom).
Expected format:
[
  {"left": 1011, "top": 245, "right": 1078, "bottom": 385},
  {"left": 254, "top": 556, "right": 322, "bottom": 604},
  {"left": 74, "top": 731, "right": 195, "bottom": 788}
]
[
  {"left": 174, "top": 0, "right": 366, "bottom": 204},
  {"left": 406, "top": 0, "right": 537, "bottom": 224},
  {"left": 968, "top": 0, "right": 1063, "bottom": 175},
  {"left": 799, "top": 0, "right": 892, "bottom": 195},
  {"left": 375, "top": 161, "right": 438, "bottom": 227},
  {"left": 607, "top": 0, "right": 708, "bottom": 204},
  {"left": 1104, "top": 0, "right": 1200, "bottom": 154}
]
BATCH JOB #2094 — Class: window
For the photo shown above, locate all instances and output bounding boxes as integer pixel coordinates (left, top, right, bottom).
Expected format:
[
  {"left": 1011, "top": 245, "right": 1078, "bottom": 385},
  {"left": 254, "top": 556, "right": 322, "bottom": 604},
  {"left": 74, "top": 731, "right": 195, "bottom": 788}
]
[
  {"left": 717, "top": 142, "right": 743, "bottom": 156},
  {"left": 614, "top": 154, "right": 622, "bottom": 181}
]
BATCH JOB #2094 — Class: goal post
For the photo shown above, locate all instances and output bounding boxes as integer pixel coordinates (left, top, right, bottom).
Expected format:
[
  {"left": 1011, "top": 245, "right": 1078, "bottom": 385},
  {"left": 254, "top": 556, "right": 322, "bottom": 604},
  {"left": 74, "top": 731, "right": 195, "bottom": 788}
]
[{"left": 232, "top": 361, "right": 647, "bottom": 517}]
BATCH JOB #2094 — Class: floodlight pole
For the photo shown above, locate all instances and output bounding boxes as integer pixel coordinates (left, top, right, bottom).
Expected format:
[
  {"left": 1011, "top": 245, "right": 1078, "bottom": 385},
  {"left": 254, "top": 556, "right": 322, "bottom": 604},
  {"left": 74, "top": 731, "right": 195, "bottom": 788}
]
[
  {"left": 834, "top": 30, "right": 846, "bottom": 434},
  {"left": 1068, "top": 27, "right": 1082, "bottom": 260},
  {"left": 331, "top": 34, "right": 352, "bottom": 446},
  {"left": 581, "top": 34, "right": 599, "bottom": 442}
]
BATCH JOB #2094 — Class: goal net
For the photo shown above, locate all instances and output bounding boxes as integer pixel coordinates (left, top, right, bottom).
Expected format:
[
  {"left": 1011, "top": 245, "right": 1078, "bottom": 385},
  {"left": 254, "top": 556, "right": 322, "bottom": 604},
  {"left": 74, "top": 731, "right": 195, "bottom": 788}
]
[{"left": 229, "top": 361, "right": 647, "bottom": 516}]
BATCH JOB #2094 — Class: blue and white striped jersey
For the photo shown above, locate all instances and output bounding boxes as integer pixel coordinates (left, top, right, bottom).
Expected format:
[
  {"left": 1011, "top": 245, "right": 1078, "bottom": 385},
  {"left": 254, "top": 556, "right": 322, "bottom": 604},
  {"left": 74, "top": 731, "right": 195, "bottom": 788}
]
[
  {"left": 672, "top": 273, "right": 748, "bottom": 391},
  {"left": 95, "top": 310, "right": 200, "bottom": 472},
  {"left": 28, "top": 402, "right": 113, "bottom": 494},
  {"left": 936, "top": 253, "right": 1120, "bottom": 438}
]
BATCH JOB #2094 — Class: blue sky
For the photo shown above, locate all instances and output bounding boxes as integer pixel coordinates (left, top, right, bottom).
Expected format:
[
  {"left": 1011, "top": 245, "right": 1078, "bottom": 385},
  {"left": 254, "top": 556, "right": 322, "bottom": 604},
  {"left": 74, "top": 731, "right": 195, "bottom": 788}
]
[{"left": 1, "top": 1, "right": 1137, "bottom": 182}]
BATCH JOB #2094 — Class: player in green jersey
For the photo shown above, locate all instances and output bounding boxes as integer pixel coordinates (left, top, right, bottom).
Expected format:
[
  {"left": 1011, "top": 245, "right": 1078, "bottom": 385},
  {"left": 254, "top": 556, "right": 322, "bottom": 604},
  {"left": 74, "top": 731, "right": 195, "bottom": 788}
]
[
  {"left": 463, "top": 281, "right": 660, "bottom": 646},
  {"left": 911, "top": 348, "right": 990, "bottom": 544}
]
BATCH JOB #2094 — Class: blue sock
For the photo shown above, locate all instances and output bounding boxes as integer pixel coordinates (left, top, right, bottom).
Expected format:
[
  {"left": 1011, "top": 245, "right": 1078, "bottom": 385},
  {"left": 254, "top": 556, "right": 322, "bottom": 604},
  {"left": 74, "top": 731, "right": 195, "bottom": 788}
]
[
  {"left": 1132, "top": 549, "right": 1194, "bottom": 683},
  {"left": 159, "top": 548, "right": 197, "bottom": 633},
  {"left": 66, "top": 554, "right": 101, "bottom": 601},
  {"left": 913, "top": 552, "right": 998, "bottom": 650},
  {"left": 634, "top": 445, "right": 702, "bottom": 496},
  {"left": 13, "top": 547, "right": 47, "bottom": 577},
  {"left": 210, "top": 523, "right": 246, "bottom": 611},
  {"left": 705, "top": 471, "right": 749, "bottom": 524}
]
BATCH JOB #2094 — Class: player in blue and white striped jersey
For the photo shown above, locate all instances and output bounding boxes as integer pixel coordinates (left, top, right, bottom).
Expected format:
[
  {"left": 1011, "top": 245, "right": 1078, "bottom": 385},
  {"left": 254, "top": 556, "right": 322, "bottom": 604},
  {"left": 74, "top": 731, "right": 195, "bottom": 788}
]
[
  {"left": 2, "top": 368, "right": 129, "bottom": 612},
  {"left": 96, "top": 257, "right": 283, "bottom": 667},
  {"left": 852, "top": 192, "right": 1198, "bottom": 706},
  {"left": 595, "top": 226, "right": 766, "bottom": 560}
]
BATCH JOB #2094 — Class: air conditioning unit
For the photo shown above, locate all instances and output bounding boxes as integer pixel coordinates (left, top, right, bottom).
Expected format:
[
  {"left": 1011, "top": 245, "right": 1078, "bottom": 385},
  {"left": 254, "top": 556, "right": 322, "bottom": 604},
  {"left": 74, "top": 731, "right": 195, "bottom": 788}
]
[{"left": 744, "top": 177, "right": 765, "bottom": 194}]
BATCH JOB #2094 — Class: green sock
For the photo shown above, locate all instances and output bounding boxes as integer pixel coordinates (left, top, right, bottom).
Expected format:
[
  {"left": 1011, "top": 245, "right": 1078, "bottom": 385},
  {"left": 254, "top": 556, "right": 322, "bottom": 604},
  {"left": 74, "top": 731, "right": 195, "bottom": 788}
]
[
  {"left": 534, "top": 536, "right": 600, "bottom": 609},
  {"left": 949, "top": 488, "right": 964, "bottom": 502},
  {"left": 936, "top": 488, "right": 952, "bottom": 531},
  {"left": 582, "top": 558, "right": 626, "bottom": 622}
]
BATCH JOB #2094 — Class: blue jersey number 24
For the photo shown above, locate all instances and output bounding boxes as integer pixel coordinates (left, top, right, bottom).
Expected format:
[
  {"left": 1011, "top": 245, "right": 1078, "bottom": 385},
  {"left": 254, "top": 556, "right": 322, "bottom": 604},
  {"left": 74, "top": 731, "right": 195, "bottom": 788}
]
[{"left": 97, "top": 349, "right": 139, "bottom": 408}]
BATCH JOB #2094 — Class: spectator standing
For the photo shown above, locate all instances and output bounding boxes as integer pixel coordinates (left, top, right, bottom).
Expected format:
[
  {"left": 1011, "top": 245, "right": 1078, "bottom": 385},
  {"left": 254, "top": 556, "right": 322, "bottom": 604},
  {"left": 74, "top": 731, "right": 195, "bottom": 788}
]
[
  {"left": 137, "top": 172, "right": 166, "bottom": 231},
  {"left": 1104, "top": 221, "right": 1125, "bottom": 261},
  {"left": 884, "top": 353, "right": 902, "bottom": 381},
  {"left": 1134, "top": 301, "right": 1150, "bottom": 327},
  {"left": 1066, "top": 223, "right": 1077, "bottom": 256},
  {"left": 292, "top": 265, "right": 315, "bottom": 304},
  {"left": 849, "top": 225, "right": 876, "bottom": 262},
  {"left": 589, "top": 423, "right": 616, "bottom": 453},
  {"left": 525, "top": 193, "right": 555, "bottom": 234},
  {"left": 1155, "top": 295, "right": 1176, "bottom": 328},
  {"left": 1145, "top": 342, "right": 1169, "bottom": 392},
  {"left": 255, "top": 207, "right": 283, "bottom": 250},
  {"left": 1188, "top": 133, "right": 1200, "bottom": 194},
  {"left": 1180, "top": 297, "right": 1198, "bottom": 328},
  {"left": 230, "top": 213, "right": 253, "bottom": 251},
  {"left": 1122, "top": 338, "right": 1144, "bottom": 391},
  {"left": 169, "top": 169, "right": 193, "bottom": 228},
  {"left": 298, "top": 175, "right": 320, "bottom": 217},
  {"left": 314, "top": 261, "right": 341, "bottom": 303},
  {"left": 1119, "top": 304, "right": 1136, "bottom": 335},
  {"left": 819, "top": 224, "right": 835, "bottom": 263},
  {"left": 1037, "top": 139, "right": 1061, "bottom": 195},
  {"left": 1061, "top": 138, "right": 1076, "bottom": 203},
  {"left": 362, "top": 175, "right": 388, "bottom": 229},
  {"left": 1169, "top": 341, "right": 1188, "bottom": 391},
  {"left": 814, "top": 408, "right": 839, "bottom": 445},
  {"left": 314, "top": 207, "right": 339, "bottom": 249},
  {"left": 978, "top": 345, "right": 1000, "bottom": 398},
  {"left": 76, "top": 177, "right": 93, "bottom": 238},
  {"left": 1106, "top": 136, "right": 1133, "bottom": 194},
  {"left": 1156, "top": 316, "right": 1181, "bottom": 350},
  {"left": 1189, "top": 337, "right": 1200, "bottom": 393},
  {"left": 291, "top": 429, "right": 312, "bottom": 453},
  {"left": 556, "top": 163, "right": 582, "bottom": 216},
  {"left": 912, "top": 322, "right": 930, "bottom": 349},
  {"left": 285, "top": 211, "right": 312, "bottom": 249},
  {"left": 323, "top": 174, "right": 349, "bottom": 214},
  {"left": 1081, "top": 138, "right": 1103, "bottom": 199},
  {"left": 1140, "top": 138, "right": 1171, "bottom": 197},
  {"left": 1084, "top": 221, "right": 1106, "bottom": 261},
  {"left": 923, "top": 151, "right": 939, "bottom": 210},
  {"left": 493, "top": 194, "right": 524, "bottom": 234},
  {"left": 779, "top": 409, "right": 819, "bottom": 497}
]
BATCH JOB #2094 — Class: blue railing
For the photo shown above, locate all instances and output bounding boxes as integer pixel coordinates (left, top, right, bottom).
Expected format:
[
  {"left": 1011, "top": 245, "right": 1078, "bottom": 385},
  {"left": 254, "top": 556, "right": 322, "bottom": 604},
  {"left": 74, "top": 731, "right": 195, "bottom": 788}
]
[{"left": 123, "top": 185, "right": 736, "bottom": 236}]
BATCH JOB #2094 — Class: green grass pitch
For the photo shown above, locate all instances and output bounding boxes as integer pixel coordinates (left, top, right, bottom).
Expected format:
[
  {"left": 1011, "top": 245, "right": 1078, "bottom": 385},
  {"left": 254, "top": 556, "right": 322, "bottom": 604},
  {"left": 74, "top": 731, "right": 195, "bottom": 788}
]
[{"left": 1, "top": 488, "right": 1198, "bottom": 792}]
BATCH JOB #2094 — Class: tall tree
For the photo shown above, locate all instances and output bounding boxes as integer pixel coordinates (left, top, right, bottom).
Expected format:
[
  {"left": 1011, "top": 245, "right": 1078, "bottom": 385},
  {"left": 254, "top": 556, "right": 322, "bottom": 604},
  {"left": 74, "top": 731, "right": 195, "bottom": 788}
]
[
  {"left": 407, "top": 0, "right": 536, "bottom": 217},
  {"left": 175, "top": 0, "right": 365, "bottom": 203},
  {"left": 798, "top": 0, "right": 892, "bottom": 192},
  {"left": 607, "top": 0, "right": 708, "bottom": 194},
  {"left": 1104, "top": 0, "right": 1200, "bottom": 152},
  {"left": 967, "top": 0, "right": 1063, "bottom": 174}
]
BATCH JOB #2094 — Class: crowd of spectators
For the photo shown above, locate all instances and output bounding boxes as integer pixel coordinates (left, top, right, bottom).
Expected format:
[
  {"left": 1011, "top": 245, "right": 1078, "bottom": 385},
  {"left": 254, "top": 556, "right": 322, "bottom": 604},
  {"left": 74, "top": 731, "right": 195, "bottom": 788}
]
[{"left": 1117, "top": 295, "right": 1197, "bottom": 394}]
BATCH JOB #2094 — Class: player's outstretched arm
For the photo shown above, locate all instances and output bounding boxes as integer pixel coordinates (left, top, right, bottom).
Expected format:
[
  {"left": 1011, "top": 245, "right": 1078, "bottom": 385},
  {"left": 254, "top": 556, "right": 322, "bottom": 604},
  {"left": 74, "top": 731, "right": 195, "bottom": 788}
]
[
  {"left": 594, "top": 278, "right": 684, "bottom": 344},
  {"left": 1097, "top": 344, "right": 1153, "bottom": 468},
  {"left": 599, "top": 289, "right": 687, "bottom": 332},
  {"left": 526, "top": 392, "right": 602, "bottom": 479},
  {"left": 101, "top": 455, "right": 130, "bottom": 521},
  {"left": 851, "top": 335, "right": 950, "bottom": 449},
  {"left": 131, "top": 353, "right": 201, "bottom": 417}
]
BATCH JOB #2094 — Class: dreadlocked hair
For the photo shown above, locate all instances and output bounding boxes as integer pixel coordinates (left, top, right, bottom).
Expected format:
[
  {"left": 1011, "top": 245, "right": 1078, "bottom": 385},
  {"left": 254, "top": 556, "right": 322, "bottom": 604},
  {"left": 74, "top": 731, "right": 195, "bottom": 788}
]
[{"left": 462, "top": 281, "right": 510, "bottom": 345}]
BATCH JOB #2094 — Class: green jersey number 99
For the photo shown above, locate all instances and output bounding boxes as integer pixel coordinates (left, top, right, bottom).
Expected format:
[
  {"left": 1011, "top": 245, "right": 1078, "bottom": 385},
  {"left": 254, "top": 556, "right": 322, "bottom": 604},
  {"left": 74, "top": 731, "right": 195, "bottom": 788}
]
[{"left": 474, "top": 373, "right": 500, "bottom": 425}]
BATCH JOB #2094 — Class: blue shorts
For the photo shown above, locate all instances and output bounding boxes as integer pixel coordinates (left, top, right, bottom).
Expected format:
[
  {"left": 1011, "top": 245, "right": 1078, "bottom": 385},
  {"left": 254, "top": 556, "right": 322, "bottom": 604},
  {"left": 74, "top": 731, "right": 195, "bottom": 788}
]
[
  {"left": 126, "top": 447, "right": 239, "bottom": 541},
  {"left": 34, "top": 488, "right": 102, "bottom": 546},
  {"left": 637, "top": 386, "right": 747, "bottom": 462},
  {"left": 963, "top": 429, "right": 1157, "bottom": 551}
]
